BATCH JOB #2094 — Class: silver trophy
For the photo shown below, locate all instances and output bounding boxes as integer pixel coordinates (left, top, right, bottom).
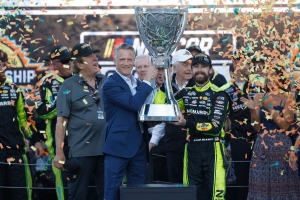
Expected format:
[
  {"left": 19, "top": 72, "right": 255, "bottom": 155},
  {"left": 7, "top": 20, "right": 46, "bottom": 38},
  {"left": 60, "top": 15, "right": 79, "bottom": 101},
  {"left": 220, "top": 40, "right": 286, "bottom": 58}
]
[{"left": 135, "top": 7, "right": 188, "bottom": 121}]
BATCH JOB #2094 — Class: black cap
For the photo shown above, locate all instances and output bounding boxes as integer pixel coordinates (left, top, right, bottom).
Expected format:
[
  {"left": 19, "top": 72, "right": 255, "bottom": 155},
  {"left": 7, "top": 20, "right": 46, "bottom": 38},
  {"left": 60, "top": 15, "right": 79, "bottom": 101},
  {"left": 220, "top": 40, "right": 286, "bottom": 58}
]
[
  {"left": 0, "top": 50, "right": 8, "bottom": 62},
  {"left": 50, "top": 46, "right": 71, "bottom": 62},
  {"left": 192, "top": 53, "right": 212, "bottom": 67},
  {"left": 71, "top": 43, "right": 100, "bottom": 58},
  {"left": 62, "top": 158, "right": 79, "bottom": 181},
  {"left": 186, "top": 45, "right": 202, "bottom": 54}
]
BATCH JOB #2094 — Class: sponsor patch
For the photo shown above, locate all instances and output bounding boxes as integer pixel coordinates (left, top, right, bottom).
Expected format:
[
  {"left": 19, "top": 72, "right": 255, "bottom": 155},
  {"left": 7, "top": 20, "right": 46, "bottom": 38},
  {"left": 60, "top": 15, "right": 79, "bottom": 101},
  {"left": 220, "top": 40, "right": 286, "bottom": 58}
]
[{"left": 196, "top": 122, "right": 212, "bottom": 131}]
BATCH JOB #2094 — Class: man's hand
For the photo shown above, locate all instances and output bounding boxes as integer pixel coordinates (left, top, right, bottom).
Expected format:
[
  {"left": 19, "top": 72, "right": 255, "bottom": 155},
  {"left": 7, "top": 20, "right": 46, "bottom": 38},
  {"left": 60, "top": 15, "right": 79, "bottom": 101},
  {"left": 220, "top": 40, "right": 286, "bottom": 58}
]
[
  {"left": 169, "top": 115, "right": 186, "bottom": 126},
  {"left": 53, "top": 150, "right": 66, "bottom": 171},
  {"left": 144, "top": 66, "right": 158, "bottom": 82},
  {"left": 149, "top": 142, "right": 156, "bottom": 152},
  {"left": 34, "top": 142, "right": 44, "bottom": 158}
]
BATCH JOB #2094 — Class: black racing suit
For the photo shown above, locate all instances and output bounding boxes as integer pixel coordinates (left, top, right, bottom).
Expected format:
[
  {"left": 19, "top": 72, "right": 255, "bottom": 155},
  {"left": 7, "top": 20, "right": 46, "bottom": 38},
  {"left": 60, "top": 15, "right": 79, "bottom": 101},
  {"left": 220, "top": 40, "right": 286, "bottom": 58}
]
[
  {"left": 35, "top": 72, "right": 71, "bottom": 200},
  {"left": 175, "top": 81, "right": 229, "bottom": 200},
  {"left": 220, "top": 81, "right": 258, "bottom": 200},
  {"left": 0, "top": 83, "right": 39, "bottom": 200}
]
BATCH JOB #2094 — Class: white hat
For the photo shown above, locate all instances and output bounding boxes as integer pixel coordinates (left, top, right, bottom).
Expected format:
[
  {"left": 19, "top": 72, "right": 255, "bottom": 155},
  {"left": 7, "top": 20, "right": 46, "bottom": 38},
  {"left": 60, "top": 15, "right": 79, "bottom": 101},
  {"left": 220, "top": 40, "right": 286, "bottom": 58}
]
[{"left": 171, "top": 49, "right": 193, "bottom": 64}]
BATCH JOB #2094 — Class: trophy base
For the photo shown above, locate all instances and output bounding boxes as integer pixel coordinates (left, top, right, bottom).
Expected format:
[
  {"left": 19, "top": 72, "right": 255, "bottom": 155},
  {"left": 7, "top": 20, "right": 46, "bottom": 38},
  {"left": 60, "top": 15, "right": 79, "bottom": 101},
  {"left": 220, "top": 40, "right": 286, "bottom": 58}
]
[{"left": 139, "top": 104, "right": 181, "bottom": 122}]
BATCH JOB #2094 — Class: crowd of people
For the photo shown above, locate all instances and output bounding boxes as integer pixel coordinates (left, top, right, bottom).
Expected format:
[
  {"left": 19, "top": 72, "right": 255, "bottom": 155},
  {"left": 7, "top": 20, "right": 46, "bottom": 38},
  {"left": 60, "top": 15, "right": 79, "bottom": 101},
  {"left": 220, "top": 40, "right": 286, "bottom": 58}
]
[{"left": 0, "top": 41, "right": 300, "bottom": 200}]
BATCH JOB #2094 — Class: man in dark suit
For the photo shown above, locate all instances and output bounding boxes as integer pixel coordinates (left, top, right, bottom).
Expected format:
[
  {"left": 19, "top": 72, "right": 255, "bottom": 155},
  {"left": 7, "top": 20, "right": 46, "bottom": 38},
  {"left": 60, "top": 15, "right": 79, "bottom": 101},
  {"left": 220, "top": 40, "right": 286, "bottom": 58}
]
[{"left": 102, "top": 43, "right": 157, "bottom": 200}]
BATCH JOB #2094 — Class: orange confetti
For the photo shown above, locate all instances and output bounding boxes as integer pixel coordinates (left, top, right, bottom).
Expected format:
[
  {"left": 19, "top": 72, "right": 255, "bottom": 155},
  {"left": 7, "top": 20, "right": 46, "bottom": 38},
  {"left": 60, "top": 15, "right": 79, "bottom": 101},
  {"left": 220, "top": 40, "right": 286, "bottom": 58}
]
[
  {"left": 61, "top": 142, "right": 64, "bottom": 148},
  {"left": 234, "top": 119, "right": 243, "bottom": 125},
  {"left": 107, "top": 19, "right": 111, "bottom": 25},
  {"left": 274, "top": 141, "right": 283, "bottom": 146},
  {"left": 7, "top": 157, "right": 15, "bottom": 163},
  {"left": 40, "top": 149, "right": 49, "bottom": 156},
  {"left": 19, "top": 159, "right": 22, "bottom": 163},
  {"left": 261, "top": 140, "right": 268, "bottom": 149},
  {"left": 83, "top": 24, "right": 89, "bottom": 29},
  {"left": 260, "top": 123, "right": 266, "bottom": 129},
  {"left": 0, "top": 143, "right": 3, "bottom": 149},
  {"left": 245, "top": 153, "right": 248, "bottom": 159},
  {"left": 252, "top": 164, "right": 257, "bottom": 168}
]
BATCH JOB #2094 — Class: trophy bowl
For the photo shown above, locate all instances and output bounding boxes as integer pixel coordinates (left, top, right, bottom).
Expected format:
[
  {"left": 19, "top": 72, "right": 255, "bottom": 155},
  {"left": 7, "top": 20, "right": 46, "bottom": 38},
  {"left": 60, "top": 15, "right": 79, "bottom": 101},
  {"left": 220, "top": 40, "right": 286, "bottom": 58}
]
[{"left": 135, "top": 7, "right": 188, "bottom": 121}]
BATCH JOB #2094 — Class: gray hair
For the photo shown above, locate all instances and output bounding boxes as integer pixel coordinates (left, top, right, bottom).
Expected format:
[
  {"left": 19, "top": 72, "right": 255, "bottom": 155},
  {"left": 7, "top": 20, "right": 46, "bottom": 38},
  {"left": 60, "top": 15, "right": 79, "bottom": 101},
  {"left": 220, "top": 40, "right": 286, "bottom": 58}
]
[
  {"left": 134, "top": 54, "right": 152, "bottom": 68},
  {"left": 172, "top": 61, "right": 179, "bottom": 68},
  {"left": 114, "top": 43, "right": 135, "bottom": 59},
  {"left": 71, "top": 57, "right": 83, "bottom": 74}
]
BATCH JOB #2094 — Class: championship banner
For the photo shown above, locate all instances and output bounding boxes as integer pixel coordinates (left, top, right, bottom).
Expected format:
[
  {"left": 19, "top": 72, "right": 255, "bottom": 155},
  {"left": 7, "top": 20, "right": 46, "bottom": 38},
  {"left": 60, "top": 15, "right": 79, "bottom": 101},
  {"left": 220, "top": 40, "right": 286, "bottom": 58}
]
[{"left": 0, "top": 0, "right": 298, "bottom": 84}]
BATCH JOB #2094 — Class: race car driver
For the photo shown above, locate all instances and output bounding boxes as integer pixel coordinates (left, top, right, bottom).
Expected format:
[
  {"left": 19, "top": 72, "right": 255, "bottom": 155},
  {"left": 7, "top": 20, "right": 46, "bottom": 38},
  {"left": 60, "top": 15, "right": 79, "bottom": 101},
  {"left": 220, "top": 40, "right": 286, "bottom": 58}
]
[
  {"left": 0, "top": 50, "right": 43, "bottom": 200},
  {"left": 35, "top": 45, "right": 73, "bottom": 200},
  {"left": 174, "top": 53, "right": 229, "bottom": 200}
]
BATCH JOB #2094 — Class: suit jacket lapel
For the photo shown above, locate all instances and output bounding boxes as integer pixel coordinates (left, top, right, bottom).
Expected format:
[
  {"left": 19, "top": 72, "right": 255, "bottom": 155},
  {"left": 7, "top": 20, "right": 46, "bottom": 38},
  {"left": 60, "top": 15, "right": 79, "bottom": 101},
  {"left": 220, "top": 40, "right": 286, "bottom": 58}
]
[{"left": 112, "top": 72, "right": 132, "bottom": 94}]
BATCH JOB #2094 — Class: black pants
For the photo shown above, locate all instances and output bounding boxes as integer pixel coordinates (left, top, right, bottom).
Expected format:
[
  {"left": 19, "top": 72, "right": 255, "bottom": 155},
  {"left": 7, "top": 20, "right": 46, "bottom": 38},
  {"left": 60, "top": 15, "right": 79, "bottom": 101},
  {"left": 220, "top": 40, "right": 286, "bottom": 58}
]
[
  {"left": 230, "top": 138, "right": 252, "bottom": 200},
  {"left": 152, "top": 142, "right": 168, "bottom": 182},
  {"left": 0, "top": 149, "right": 32, "bottom": 200},
  {"left": 186, "top": 141, "right": 226, "bottom": 200},
  {"left": 68, "top": 155, "right": 104, "bottom": 200},
  {"left": 166, "top": 151, "right": 184, "bottom": 183}
]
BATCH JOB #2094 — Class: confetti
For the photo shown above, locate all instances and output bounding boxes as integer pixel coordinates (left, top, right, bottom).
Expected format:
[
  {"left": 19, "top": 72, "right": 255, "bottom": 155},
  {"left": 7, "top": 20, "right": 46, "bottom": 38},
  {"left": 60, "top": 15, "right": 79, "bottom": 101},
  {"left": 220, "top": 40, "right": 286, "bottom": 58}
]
[
  {"left": 67, "top": 21, "right": 74, "bottom": 25},
  {"left": 82, "top": 99, "right": 88, "bottom": 104},
  {"left": 58, "top": 160, "right": 65, "bottom": 164},
  {"left": 57, "top": 19, "right": 62, "bottom": 22},
  {"left": 63, "top": 89, "right": 71, "bottom": 94},
  {"left": 7, "top": 157, "right": 15, "bottom": 163},
  {"left": 222, "top": 36, "right": 230, "bottom": 43},
  {"left": 61, "top": 142, "right": 64, "bottom": 148},
  {"left": 270, "top": 161, "right": 279, "bottom": 167},
  {"left": 31, "top": 146, "right": 36, "bottom": 151},
  {"left": 100, "top": 12, "right": 108, "bottom": 18}
]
